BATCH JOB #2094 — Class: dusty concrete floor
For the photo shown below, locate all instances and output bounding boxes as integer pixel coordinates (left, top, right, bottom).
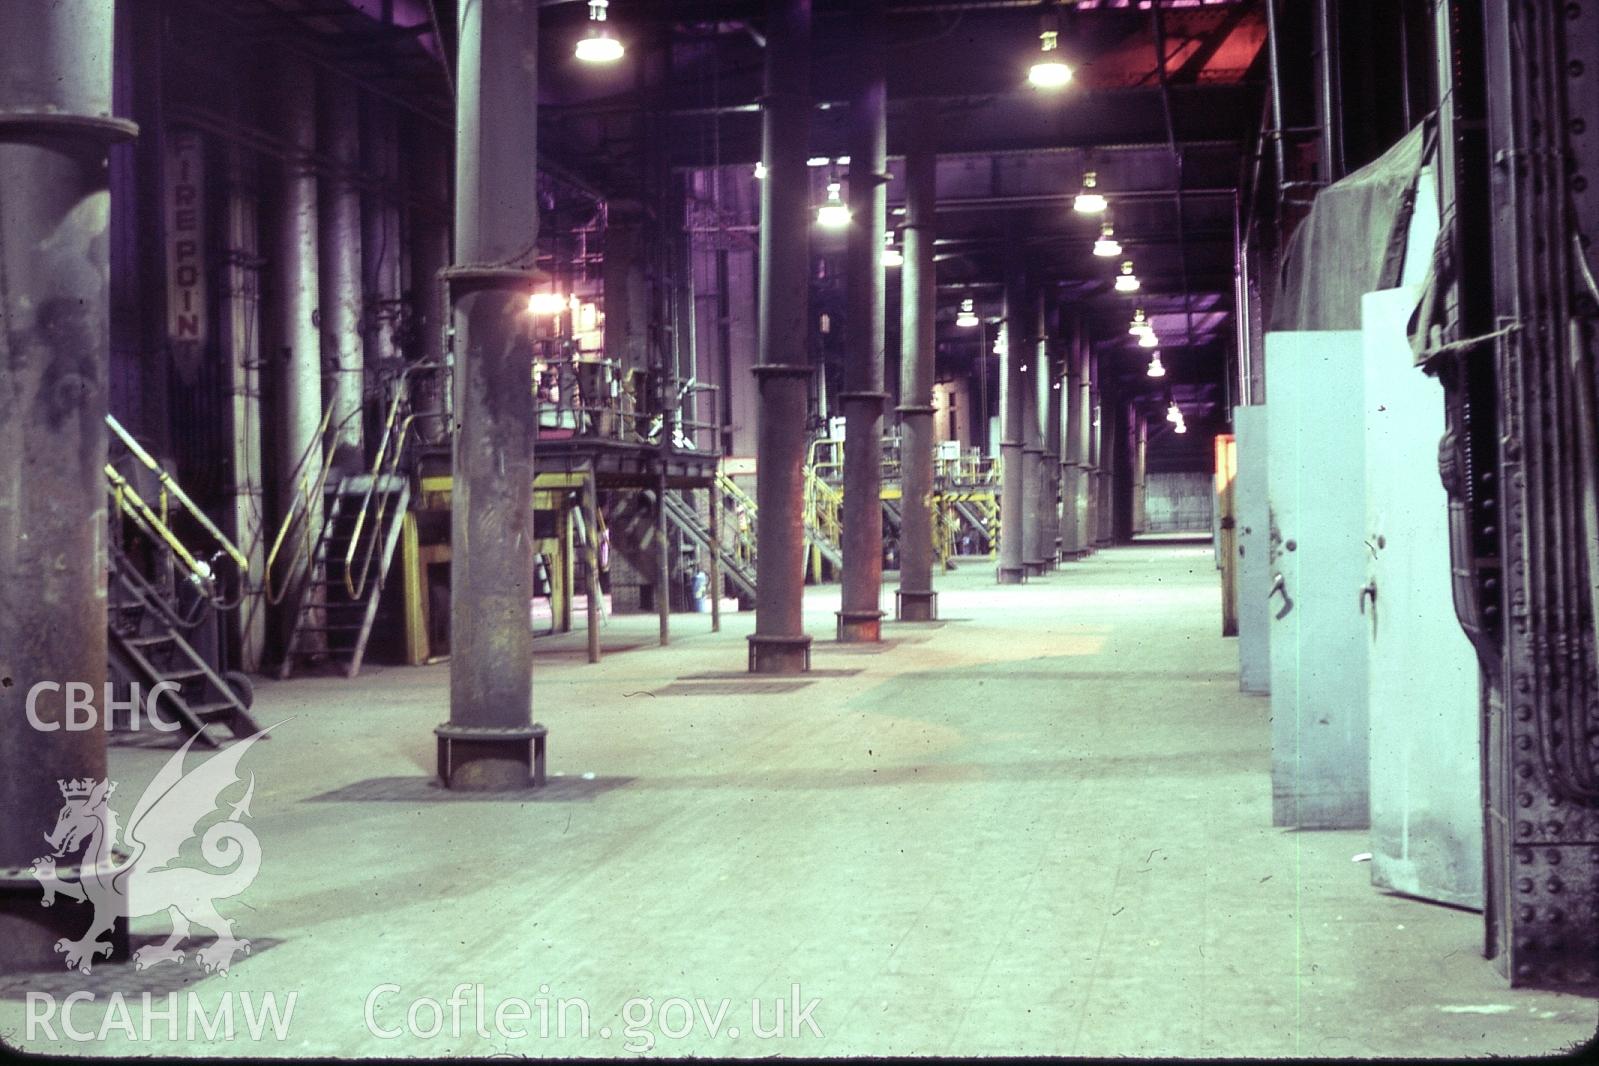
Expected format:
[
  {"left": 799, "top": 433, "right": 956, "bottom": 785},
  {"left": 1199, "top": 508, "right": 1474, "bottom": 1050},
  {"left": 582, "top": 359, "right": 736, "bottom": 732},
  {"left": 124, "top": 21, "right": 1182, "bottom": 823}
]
[{"left": 2, "top": 541, "right": 1594, "bottom": 1057}]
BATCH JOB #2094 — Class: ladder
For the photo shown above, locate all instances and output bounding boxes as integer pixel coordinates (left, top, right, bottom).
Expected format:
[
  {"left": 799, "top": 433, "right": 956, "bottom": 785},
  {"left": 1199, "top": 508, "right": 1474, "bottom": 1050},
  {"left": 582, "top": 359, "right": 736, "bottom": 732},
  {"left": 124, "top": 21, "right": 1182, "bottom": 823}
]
[
  {"left": 107, "top": 544, "right": 262, "bottom": 747},
  {"left": 280, "top": 474, "right": 411, "bottom": 679}
]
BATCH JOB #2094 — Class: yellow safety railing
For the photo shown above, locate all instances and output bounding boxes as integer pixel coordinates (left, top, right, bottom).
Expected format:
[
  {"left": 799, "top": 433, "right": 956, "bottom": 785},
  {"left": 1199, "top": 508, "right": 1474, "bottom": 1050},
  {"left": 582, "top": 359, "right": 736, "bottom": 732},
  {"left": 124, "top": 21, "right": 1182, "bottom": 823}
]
[
  {"left": 803, "top": 465, "right": 843, "bottom": 549},
  {"left": 341, "top": 374, "right": 417, "bottom": 600},
  {"left": 714, "top": 466, "right": 759, "bottom": 565},
  {"left": 263, "top": 401, "right": 341, "bottom": 606},
  {"left": 105, "top": 414, "right": 251, "bottom": 611}
]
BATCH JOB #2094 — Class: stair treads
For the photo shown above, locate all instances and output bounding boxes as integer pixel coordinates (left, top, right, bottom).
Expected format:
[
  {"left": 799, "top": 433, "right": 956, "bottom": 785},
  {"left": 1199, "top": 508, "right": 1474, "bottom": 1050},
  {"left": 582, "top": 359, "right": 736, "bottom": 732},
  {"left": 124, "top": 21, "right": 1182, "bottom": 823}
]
[{"left": 651, "top": 681, "right": 814, "bottom": 696}]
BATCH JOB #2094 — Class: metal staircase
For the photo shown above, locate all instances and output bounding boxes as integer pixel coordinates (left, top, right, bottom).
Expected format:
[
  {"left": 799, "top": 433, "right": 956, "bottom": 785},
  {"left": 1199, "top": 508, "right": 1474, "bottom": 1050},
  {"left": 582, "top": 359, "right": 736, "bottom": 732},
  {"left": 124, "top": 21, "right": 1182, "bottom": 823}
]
[
  {"left": 107, "top": 543, "right": 261, "bottom": 746},
  {"left": 278, "top": 473, "right": 411, "bottom": 679},
  {"left": 660, "top": 489, "right": 757, "bottom": 600}
]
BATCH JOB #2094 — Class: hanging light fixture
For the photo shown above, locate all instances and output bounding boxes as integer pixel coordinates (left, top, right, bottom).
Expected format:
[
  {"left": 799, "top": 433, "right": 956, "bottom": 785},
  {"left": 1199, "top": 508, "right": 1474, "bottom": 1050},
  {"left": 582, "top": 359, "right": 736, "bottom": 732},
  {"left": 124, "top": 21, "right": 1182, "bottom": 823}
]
[
  {"left": 815, "top": 178, "right": 851, "bottom": 228},
  {"left": 1174, "top": 417, "right": 1188, "bottom": 434},
  {"left": 1114, "top": 260, "right": 1140, "bottom": 293},
  {"left": 882, "top": 231, "right": 903, "bottom": 268},
  {"left": 753, "top": 160, "right": 766, "bottom": 180},
  {"left": 575, "top": 0, "right": 624, "bottom": 62},
  {"left": 1093, "top": 222, "right": 1122, "bottom": 258},
  {"left": 1128, "top": 307, "right": 1151, "bottom": 336},
  {"left": 1074, "top": 171, "right": 1107, "bottom": 214},
  {"left": 1166, "top": 401, "right": 1182, "bottom": 423},
  {"left": 1027, "top": 29, "right": 1073, "bottom": 89},
  {"left": 1138, "top": 328, "right": 1159, "bottom": 348},
  {"left": 956, "top": 298, "right": 979, "bottom": 329},
  {"left": 1146, "top": 351, "right": 1166, "bottom": 378}
]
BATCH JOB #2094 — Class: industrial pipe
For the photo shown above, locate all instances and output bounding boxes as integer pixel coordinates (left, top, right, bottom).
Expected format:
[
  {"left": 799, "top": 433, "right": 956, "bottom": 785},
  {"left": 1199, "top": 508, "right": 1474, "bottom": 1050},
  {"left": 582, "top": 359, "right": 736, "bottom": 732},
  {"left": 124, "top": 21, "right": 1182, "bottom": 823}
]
[{"left": 319, "top": 82, "right": 363, "bottom": 449}]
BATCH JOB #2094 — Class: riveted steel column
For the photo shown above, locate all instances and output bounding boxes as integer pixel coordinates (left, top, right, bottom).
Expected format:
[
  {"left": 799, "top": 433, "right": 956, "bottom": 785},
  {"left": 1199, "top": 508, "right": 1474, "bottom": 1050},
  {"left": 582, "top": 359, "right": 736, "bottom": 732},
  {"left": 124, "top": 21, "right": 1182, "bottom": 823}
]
[
  {"left": 1034, "top": 286, "right": 1058, "bottom": 571},
  {"left": 0, "top": 0, "right": 137, "bottom": 972},
  {"left": 1060, "top": 320, "right": 1086, "bottom": 560},
  {"left": 837, "top": 0, "right": 888, "bottom": 643},
  {"left": 997, "top": 254, "right": 1027, "bottom": 584},
  {"left": 748, "top": 0, "right": 813, "bottom": 674},
  {"left": 1084, "top": 349, "right": 1102, "bottom": 554},
  {"left": 894, "top": 105, "right": 937, "bottom": 622},
  {"left": 434, "top": 0, "right": 543, "bottom": 788},
  {"left": 319, "top": 83, "right": 363, "bottom": 449}
]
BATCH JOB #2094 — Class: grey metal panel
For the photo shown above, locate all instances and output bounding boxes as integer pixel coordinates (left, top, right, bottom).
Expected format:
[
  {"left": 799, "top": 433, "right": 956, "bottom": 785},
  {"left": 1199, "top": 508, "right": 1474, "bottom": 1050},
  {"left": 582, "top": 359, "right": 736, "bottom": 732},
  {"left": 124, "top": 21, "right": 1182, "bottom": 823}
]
[
  {"left": 1362, "top": 285, "right": 1483, "bottom": 909},
  {"left": 1267, "top": 330, "right": 1370, "bottom": 829},
  {"left": 1233, "top": 404, "right": 1269, "bottom": 695}
]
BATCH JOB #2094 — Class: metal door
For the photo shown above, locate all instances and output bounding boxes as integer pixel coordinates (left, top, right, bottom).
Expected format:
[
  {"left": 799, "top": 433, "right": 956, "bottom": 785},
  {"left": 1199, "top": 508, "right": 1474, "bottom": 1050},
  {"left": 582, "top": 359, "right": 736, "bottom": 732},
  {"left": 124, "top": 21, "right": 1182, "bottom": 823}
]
[{"left": 1267, "top": 331, "right": 1370, "bottom": 829}]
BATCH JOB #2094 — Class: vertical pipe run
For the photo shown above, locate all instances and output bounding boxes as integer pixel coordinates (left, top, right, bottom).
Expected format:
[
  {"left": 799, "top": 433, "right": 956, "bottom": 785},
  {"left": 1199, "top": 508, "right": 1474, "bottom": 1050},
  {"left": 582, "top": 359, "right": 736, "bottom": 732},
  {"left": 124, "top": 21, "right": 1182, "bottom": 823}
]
[
  {"left": 278, "top": 57, "right": 324, "bottom": 555},
  {"left": 894, "top": 104, "right": 938, "bottom": 622},
  {"left": 997, "top": 254, "right": 1027, "bottom": 583},
  {"left": 434, "top": 0, "right": 542, "bottom": 788},
  {"left": 0, "top": 0, "right": 136, "bottom": 972},
  {"left": 224, "top": 133, "right": 267, "bottom": 670},
  {"left": 747, "top": 0, "right": 814, "bottom": 674},
  {"left": 319, "top": 83, "right": 363, "bottom": 450},
  {"left": 411, "top": 135, "right": 452, "bottom": 444},
  {"left": 837, "top": 0, "right": 888, "bottom": 643}
]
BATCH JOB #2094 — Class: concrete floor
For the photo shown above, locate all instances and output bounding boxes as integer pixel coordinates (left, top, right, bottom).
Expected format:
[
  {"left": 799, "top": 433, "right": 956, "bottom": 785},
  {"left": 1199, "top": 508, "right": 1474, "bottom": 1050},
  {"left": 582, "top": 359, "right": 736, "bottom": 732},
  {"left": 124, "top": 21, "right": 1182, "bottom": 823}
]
[{"left": 3, "top": 541, "right": 1594, "bottom": 1056}]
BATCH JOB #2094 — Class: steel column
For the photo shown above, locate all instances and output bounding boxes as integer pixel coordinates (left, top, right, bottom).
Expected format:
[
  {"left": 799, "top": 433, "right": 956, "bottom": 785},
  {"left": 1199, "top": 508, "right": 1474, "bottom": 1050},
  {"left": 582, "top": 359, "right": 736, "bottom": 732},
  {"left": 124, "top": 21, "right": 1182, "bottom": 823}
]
[
  {"left": 747, "top": 0, "right": 814, "bottom": 674},
  {"left": 319, "top": 83, "right": 363, "bottom": 450},
  {"left": 1060, "top": 320, "right": 1087, "bottom": 560},
  {"left": 1044, "top": 306, "right": 1063, "bottom": 566},
  {"left": 411, "top": 135, "right": 452, "bottom": 445},
  {"left": 224, "top": 134, "right": 267, "bottom": 670},
  {"left": 434, "top": 0, "right": 543, "bottom": 788},
  {"left": 1032, "top": 286, "right": 1056, "bottom": 571},
  {"left": 894, "top": 104, "right": 938, "bottom": 622},
  {"left": 837, "top": 0, "right": 888, "bottom": 643},
  {"left": 1019, "top": 283, "right": 1045, "bottom": 577},
  {"left": 997, "top": 254, "right": 1027, "bottom": 584},
  {"left": 0, "top": 0, "right": 136, "bottom": 972}
]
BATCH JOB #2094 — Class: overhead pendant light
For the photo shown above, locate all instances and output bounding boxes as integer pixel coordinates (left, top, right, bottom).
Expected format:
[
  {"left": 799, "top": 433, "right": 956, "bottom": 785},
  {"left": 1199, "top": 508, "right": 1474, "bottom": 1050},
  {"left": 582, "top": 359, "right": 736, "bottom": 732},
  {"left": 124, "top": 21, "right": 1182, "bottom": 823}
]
[
  {"left": 1166, "top": 401, "right": 1182, "bottom": 424},
  {"left": 1174, "top": 416, "right": 1188, "bottom": 434},
  {"left": 753, "top": 160, "right": 766, "bottom": 180},
  {"left": 883, "top": 231, "right": 903, "bottom": 268},
  {"left": 1027, "top": 29, "right": 1073, "bottom": 89},
  {"left": 575, "top": 0, "right": 624, "bottom": 63},
  {"left": 1146, "top": 351, "right": 1166, "bottom": 378},
  {"left": 1128, "top": 307, "right": 1151, "bottom": 336},
  {"left": 1093, "top": 222, "right": 1122, "bottom": 258},
  {"left": 1074, "top": 171, "right": 1107, "bottom": 214},
  {"left": 1114, "top": 260, "right": 1140, "bottom": 293},
  {"left": 815, "top": 179, "right": 851, "bottom": 228},
  {"left": 1138, "top": 328, "right": 1159, "bottom": 348},
  {"left": 956, "top": 298, "right": 979, "bottom": 329}
]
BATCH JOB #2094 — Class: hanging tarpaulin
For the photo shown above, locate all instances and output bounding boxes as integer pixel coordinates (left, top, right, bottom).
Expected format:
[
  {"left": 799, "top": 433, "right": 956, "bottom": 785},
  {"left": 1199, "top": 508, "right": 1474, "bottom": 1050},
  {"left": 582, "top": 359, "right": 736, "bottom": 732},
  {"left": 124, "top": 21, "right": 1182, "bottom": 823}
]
[{"left": 164, "top": 126, "right": 207, "bottom": 383}]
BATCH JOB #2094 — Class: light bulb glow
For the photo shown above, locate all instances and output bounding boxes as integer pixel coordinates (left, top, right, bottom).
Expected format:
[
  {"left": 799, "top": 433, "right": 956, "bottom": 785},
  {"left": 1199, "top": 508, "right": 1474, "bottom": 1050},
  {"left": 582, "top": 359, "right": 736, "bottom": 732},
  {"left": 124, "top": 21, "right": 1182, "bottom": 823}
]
[
  {"left": 528, "top": 292, "right": 567, "bottom": 315},
  {"left": 1093, "top": 223, "right": 1121, "bottom": 257},
  {"left": 576, "top": 34, "right": 624, "bottom": 62},
  {"left": 1128, "top": 308, "right": 1149, "bottom": 334},
  {"left": 815, "top": 181, "right": 850, "bottom": 228},
  {"left": 955, "top": 298, "right": 979, "bottom": 329},
  {"left": 753, "top": 161, "right": 766, "bottom": 180},
  {"left": 1074, "top": 171, "right": 1106, "bottom": 214},
  {"left": 1028, "top": 30, "right": 1073, "bottom": 88},
  {"left": 1138, "top": 329, "right": 1159, "bottom": 348},
  {"left": 1114, "top": 261, "right": 1140, "bottom": 292},
  {"left": 1146, "top": 352, "right": 1166, "bottom": 378}
]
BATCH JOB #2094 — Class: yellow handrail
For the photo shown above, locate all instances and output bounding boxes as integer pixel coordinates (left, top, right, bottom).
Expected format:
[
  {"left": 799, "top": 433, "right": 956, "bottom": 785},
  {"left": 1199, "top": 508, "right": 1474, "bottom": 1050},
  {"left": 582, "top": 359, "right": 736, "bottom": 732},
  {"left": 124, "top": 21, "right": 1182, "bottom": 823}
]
[
  {"left": 341, "top": 375, "right": 415, "bottom": 601},
  {"left": 106, "top": 466, "right": 211, "bottom": 588},
  {"left": 263, "top": 402, "right": 340, "bottom": 606}
]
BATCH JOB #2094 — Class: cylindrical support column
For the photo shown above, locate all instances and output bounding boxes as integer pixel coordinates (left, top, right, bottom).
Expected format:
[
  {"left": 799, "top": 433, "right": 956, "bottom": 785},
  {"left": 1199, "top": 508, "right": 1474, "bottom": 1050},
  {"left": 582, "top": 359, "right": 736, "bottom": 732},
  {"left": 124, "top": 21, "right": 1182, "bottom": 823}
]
[
  {"left": 894, "top": 105, "right": 938, "bottom": 622},
  {"left": 319, "top": 83, "right": 363, "bottom": 450},
  {"left": 709, "top": 481, "right": 722, "bottom": 633},
  {"left": 1131, "top": 413, "right": 1149, "bottom": 535},
  {"left": 434, "top": 0, "right": 543, "bottom": 788},
  {"left": 1085, "top": 351, "right": 1102, "bottom": 554},
  {"left": 1019, "top": 283, "right": 1045, "bottom": 576},
  {"left": 278, "top": 58, "right": 324, "bottom": 547},
  {"left": 1060, "top": 322, "right": 1087, "bottom": 560},
  {"left": 837, "top": 0, "right": 888, "bottom": 643},
  {"left": 361, "top": 99, "right": 402, "bottom": 386},
  {"left": 0, "top": 0, "right": 137, "bottom": 973},
  {"left": 748, "top": 0, "right": 814, "bottom": 674},
  {"left": 996, "top": 257, "right": 1027, "bottom": 584},
  {"left": 1035, "top": 287, "right": 1059, "bottom": 570},
  {"left": 411, "top": 134, "right": 452, "bottom": 445},
  {"left": 656, "top": 475, "right": 671, "bottom": 646}
]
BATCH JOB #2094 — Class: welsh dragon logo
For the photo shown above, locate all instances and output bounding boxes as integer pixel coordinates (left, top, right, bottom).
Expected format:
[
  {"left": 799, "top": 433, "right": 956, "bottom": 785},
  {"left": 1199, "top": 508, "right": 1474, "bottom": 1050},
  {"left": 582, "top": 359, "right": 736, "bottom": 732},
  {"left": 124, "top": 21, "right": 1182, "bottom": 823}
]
[{"left": 30, "top": 727, "right": 273, "bottom": 975}]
